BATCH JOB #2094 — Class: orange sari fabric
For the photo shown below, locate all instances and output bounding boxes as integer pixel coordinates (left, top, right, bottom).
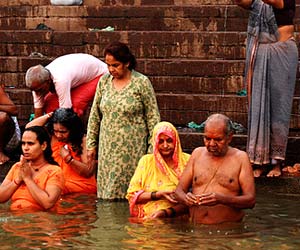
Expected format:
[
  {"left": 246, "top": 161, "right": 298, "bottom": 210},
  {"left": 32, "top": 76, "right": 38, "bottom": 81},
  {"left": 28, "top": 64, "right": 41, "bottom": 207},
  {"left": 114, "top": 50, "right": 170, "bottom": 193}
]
[
  {"left": 6, "top": 162, "right": 64, "bottom": 211},
  {"left": 52, "top": 141, "right": 96, "bottom": 194}
]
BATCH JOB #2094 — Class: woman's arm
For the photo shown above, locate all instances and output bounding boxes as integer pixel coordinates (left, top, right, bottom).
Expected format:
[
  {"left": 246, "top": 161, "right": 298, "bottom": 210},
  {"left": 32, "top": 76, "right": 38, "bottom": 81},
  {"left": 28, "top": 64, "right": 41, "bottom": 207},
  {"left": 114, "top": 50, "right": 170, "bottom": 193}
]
[
  {"left": 62, "top": 137, "right": 96, "bottom": 178},
  {"left": 141, "top": 77, "right": 160, "bottom": 152},
  {"left": 0, "top": 170, "right": 22, "bottom": 203},
  {"left": 21, "top": 164, "right": 62, "bottom": 210},
  {"left": 25, "top": 112, "right": 53, "bottom": 128}
]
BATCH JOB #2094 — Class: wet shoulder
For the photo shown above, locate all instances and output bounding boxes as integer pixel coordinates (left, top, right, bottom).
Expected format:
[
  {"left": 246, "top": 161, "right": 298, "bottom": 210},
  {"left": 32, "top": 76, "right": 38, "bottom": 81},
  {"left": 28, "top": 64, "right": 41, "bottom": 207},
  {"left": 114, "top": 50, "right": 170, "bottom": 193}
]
[
  {"left": 228, "top": 147, "right": 248, "bottom": 161},
  {"left": 191, "top": 147, "right": 206, "bottom": 158}
]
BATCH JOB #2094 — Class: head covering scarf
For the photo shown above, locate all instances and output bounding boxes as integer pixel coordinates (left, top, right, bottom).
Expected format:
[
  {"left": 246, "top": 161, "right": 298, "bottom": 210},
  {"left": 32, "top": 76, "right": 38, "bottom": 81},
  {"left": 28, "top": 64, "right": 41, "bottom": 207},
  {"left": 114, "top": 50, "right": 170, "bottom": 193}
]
[
  {"left": 126, "top": 121, "right": 190, "bottom": 218},
  {"left": 153, "top": 121, "right": 184, "bottom": 180}
]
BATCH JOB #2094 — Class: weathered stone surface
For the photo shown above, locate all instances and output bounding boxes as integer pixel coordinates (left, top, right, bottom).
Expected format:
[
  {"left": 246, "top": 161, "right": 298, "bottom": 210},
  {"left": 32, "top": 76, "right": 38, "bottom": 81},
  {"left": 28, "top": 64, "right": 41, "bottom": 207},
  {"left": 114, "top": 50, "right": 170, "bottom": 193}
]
[{"left": 0, "top": 1, "right": 299, "bottom": 161}]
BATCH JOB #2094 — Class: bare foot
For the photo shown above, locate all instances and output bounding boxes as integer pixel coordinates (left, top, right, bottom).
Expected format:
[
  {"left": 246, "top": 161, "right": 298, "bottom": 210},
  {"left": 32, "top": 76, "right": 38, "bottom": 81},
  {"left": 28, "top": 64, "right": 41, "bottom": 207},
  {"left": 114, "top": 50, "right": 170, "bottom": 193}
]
[
  {"left": 282, "top": 166, "right": 296, "bottom": 173},
  {"left": 0, "top": 151, "right": 9, "bottom": 165},
  {"left": 253, "top": 168, "right": 264, "bottom": 177},
  {"left": 267, "top": 165, "right": 281, "bottom": 177}
]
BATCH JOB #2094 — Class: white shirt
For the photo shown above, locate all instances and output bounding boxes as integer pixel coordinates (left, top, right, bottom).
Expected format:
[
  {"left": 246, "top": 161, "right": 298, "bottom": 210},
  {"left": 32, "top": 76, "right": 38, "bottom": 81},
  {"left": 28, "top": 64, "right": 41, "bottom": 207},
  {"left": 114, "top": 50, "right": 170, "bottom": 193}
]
[{"left": 33, "top": 53, "right": 108, "bottom": 108}]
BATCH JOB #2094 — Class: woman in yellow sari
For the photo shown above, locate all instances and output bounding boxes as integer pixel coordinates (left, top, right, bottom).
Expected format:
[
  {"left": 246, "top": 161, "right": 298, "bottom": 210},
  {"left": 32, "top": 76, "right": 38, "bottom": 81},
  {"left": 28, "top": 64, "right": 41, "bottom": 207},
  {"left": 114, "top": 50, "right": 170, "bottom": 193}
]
[{"left": 126, "top": 121, "right": 190, "bottom": 219}]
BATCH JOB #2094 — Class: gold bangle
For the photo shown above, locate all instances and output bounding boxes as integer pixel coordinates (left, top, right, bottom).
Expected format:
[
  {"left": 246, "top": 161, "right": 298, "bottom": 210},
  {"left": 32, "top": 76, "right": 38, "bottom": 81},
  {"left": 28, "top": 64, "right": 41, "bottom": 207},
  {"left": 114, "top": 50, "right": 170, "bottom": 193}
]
[
  {"left": 66, "top": 156, "right": 73, "bottom": 164},
  {"left": 162, "top": 209, "right": 168, "bottom": 217},
  {"left": 168, "top": 207, "right": 176, "bottom": 218},
  {"left": 151, "top": 191, "right": 159, "bottom": 200}
]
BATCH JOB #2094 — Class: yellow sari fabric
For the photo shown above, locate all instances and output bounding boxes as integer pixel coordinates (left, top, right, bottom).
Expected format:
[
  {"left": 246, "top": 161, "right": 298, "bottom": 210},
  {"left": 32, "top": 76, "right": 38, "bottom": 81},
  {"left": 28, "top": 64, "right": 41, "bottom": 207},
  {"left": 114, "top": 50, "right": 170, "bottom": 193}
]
[{"left": 126, "top": 121, "right": 190, "bottom": 218}]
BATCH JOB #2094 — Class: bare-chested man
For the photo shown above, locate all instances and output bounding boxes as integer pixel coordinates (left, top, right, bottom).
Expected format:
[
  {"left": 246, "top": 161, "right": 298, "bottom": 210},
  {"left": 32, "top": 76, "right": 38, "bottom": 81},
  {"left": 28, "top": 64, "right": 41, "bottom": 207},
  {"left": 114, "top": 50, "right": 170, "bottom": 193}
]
[{"left": 175, "top": 114, "right": 255, "bottom": 224}]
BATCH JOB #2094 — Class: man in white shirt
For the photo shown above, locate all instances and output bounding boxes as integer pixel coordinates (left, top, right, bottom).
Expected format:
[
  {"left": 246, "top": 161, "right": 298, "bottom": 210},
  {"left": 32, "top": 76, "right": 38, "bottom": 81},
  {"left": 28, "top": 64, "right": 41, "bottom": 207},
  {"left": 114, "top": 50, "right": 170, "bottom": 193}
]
[{"left": 25, "top": 53, "right": 108, "bottom": 118}]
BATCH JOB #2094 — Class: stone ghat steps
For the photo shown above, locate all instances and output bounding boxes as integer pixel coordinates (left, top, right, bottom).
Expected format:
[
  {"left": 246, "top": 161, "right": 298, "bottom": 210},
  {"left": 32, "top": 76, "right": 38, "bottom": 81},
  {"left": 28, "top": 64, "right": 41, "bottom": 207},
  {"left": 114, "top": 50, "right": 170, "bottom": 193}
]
[
  {"left": 179, "top": 131, "right": 300, "bottom": 165},
  {"left": 0, "top": 5, "right": 249, "bottom": 32},
  {"left": 0, "top": 0, "right": 243, "bottom": 6},
  {"left": 0, "top": 30, "right": 248, "bottom": 60},
  {"left": 1, "top": 55, "right": 299, "bottom": 93},
  {"left": 2, "top": 0, "right": 300, "bottom": 6},
  {"left": 1, "top": 5, "right": 300, "bottom": 32},
  {"left": 5, "top": 85, "right": 300, "bottom": 130}
]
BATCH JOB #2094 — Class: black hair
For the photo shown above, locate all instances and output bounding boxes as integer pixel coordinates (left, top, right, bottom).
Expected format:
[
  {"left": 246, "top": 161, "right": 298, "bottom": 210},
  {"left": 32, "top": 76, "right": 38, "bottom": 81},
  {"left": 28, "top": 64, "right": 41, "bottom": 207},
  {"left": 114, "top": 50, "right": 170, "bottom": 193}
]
[
  {"left": 104, "top": 41, "right": 137, "bottom": 70},
  {"left": 47, "top": 108, "right": 84, "bottom": 155},
  {"left": 23, "top": 125, "right": 57, "bottom": 165}
]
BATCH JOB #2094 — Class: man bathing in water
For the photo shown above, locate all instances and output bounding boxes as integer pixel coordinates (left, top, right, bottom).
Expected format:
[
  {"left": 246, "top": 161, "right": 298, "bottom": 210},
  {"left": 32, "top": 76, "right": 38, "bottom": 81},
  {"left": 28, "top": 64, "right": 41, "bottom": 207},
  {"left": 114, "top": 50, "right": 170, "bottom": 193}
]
[{"left": 175, "top": 114, "right": 256, "bottom": 224}]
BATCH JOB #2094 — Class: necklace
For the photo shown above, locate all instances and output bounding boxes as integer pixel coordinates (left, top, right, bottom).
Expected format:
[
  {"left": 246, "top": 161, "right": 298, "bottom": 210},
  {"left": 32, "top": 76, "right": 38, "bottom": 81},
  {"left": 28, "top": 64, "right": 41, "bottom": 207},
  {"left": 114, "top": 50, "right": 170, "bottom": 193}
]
[{"left": 201, "top": 157, "right": 226, "bottom": 193}]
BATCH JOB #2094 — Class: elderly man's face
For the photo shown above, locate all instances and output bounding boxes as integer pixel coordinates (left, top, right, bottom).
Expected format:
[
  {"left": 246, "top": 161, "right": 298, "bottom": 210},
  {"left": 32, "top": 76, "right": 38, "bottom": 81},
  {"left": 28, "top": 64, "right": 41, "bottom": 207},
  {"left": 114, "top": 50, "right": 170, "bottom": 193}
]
[
  {"left": 203, "top": 122, "right": 232, "bottom": 157},
  {"left": 30, "top": 80, "right": 51, "bottom": 96}
]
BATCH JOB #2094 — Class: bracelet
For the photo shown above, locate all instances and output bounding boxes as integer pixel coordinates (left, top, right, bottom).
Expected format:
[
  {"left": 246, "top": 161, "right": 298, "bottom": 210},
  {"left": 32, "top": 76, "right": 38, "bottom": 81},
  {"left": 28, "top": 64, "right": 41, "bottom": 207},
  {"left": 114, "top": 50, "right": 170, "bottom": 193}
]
[
  {"left": 168, "top": 207, "right": 176, "bottom": 218},
  {"left": 162, "top": 209, "right": 168, "bottom": 218},
  {"left": 63, "top": 154, "right": 73, "bottom": 164},
  {"left": 13, "top": 179, "right": 20, "bottom": 186},
  {"left": 66, "top": 156, "right": 73, "bottom": 164},
  {"left": 151, "top": 191, "right": 159, "bottom": 200}
]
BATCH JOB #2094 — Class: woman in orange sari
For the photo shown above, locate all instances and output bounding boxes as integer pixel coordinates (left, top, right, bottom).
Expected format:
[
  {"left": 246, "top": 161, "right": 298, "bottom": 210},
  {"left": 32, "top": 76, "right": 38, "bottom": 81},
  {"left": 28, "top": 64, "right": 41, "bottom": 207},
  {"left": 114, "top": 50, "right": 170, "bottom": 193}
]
[
  {"left": 126, "top": 121, "right": 190, "bottom": 219},
  {"left": 0, "top": 126, "right": 64, "bottom": 211},
  {"left": 26, "top": 108, "right": 96, "bottom": 194}
]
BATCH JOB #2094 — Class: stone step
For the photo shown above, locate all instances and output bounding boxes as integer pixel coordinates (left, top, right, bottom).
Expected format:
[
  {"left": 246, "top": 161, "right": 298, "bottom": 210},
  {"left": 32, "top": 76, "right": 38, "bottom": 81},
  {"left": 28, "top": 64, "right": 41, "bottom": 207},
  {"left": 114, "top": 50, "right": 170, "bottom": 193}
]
[
  {"left": 0, "top": 0, "right": 254, "bottom": 7},
  {"left": 5, "top": 85, "right": 300, "bottom": 130},
  {"left": 1, "top": 5, "right": 299, "bottom": 32},
  {"left": 157, "top": 93, "right": 300, "bottom": 129},
  {"left": 1, "top": 30, "right": 300, "bottom": 64},
  {"left": 1, "top": 5, "right": 299, "bottom": 31},
  {"left": 2, "top": 0, "right": 300, "bottom": 6},
  {"left": 2, "top": 70, "right": 300, "bottom": 96},
  {"left": 178, "top": 131, "right": 300, "bottom": 165},
  {"left": 0, "top": 30, "right": 249, "bottom": 60},
  {"left": 0, "top": 56, "right": 246, "bottom": 76},
  {"left": 2, "top": 56, "right": 300, "bottom": 87}
]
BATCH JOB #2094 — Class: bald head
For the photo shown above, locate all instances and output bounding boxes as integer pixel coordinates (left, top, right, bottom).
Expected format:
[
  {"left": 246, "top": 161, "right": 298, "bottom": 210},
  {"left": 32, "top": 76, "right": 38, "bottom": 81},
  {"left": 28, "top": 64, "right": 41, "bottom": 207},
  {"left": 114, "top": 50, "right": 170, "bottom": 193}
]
[
  {"left": 205, "top": 113, "right": 233, "bottom": 136},
  {"left": 25, "top": 65, "right": 50, "bottom": 89}
]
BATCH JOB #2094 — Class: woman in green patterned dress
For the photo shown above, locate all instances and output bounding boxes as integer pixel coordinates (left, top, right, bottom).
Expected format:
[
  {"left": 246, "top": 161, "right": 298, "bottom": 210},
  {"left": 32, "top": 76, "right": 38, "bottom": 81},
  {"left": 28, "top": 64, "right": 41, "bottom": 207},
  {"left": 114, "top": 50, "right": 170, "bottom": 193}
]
[{"left": 86, "top": 42, "right": 160, "bottom": 200}]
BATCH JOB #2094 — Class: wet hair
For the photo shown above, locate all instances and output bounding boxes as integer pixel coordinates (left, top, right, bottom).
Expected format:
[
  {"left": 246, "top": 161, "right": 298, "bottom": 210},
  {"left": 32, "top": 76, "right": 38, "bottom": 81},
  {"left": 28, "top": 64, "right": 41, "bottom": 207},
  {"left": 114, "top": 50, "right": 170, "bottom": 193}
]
[
  {"left": 47, "top": 108, "right": 84, "bottom": 155},
  {"left": 104, "top": 41, "right": 137, "bottom": 70},
  {"left": 23, "top": 126, "right": 57, "bottom": 165},
  {"left": 205, "top": 113, "right": 233, "bottom": 136},
  {"left": 25, "top": 65, "right": 50, "bottom": 89}
]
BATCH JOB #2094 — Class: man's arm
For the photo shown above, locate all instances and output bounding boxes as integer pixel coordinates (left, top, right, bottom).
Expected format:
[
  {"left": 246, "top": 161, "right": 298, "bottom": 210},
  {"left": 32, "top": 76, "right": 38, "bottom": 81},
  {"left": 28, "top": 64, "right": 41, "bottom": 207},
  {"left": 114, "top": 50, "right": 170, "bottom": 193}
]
[
  {"left": 0, "top": 87, "right": 18, "bottom": 116},
  {"left": 231, "top": 151, "right": 256, "bottom": 208},
  {"left": 175, "top": 151, "right": 197, "bottom": 206}
]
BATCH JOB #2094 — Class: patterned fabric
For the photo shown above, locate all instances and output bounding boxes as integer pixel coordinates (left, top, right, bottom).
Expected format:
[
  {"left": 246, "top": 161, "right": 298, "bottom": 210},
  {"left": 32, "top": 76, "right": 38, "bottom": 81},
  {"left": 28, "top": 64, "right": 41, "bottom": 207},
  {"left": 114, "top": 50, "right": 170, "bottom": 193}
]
[
  {"left": 86, "top": 70, "right": 160, "bottom": 199},
  {"left": 52, "top": 141, "right": 97, "bottom": 194},
  {"left": 126, "top": 121, "right": 190, "bottom": 218},
  {"left": 6, "top": 162, "right": 64, "bottom": 211},
  {"left": 245, "top": 0, "right": 298, "bottom": 164}
]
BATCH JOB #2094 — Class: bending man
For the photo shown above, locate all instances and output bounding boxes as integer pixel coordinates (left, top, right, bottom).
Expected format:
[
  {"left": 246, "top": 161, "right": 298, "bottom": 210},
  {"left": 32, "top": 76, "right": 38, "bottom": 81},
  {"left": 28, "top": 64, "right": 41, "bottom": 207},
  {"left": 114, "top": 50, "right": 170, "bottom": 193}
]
[{"left": 25, "top": 53, "right": 108, "bottom": 118}]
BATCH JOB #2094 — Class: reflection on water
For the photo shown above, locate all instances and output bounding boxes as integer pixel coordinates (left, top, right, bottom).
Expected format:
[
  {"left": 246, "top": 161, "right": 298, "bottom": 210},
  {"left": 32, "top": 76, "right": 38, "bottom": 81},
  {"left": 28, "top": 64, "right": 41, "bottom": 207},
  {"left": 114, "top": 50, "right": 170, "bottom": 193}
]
[{"left": 0, "top": 191, "right": 300, "bottom": 249}]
